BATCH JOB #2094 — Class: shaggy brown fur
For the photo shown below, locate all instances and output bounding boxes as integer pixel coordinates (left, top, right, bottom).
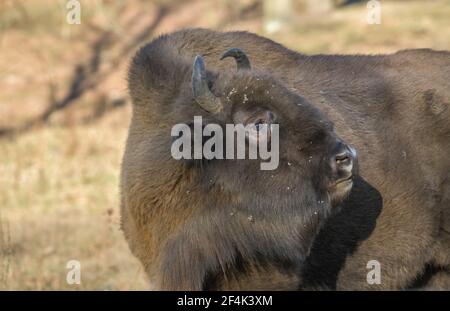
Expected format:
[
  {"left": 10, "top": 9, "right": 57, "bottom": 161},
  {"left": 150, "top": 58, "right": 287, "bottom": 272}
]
[
  {"left": 141, "top": 28, "right": 450, "bottom": 290},
  {"left": 120, "top": 31, "right": 358, "bottom": 290}
]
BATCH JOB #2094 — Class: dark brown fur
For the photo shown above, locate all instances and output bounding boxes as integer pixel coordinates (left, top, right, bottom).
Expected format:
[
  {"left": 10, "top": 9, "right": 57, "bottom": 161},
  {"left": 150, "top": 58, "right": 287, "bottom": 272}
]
[
  {"left": 121, "top": 33, "right": 357, "bottom": 290},
  {"left": 140, "top": 28, "right": 450, "bottom": 290}
]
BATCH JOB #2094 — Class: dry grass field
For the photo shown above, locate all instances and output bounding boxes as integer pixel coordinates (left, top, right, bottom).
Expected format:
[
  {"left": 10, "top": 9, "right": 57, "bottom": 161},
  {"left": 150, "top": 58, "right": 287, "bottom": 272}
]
[{"left": 0, "top": 0, "right": 449, "bottom": 290}]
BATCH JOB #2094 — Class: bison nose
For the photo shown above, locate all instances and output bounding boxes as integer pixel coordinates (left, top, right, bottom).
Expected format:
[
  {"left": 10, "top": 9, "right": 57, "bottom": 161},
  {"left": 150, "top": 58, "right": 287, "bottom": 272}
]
[
  {"left": 335, "top": 150, "right": 352, "bottom": 167},
  {"left": 331, "top": 143, "right": 356, "bottom": 178}
]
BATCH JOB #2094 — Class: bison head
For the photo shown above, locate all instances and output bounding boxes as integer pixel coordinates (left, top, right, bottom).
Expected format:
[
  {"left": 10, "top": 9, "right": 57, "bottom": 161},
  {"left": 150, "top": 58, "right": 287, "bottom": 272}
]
[
  {"left": 121, "top": 45, "right": 358, "bottom": 290},
  {"left": 187, "top": 49, "right": 357, "bottom": 209}
]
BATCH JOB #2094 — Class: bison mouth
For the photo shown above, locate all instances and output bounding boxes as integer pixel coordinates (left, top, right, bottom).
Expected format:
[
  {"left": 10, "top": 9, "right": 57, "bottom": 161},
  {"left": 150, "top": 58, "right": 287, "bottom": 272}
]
[
  {"left": 328, "top": 175, "right": 354, "bottom": 206},
  {"left": 336, "top": 175, "right": 353, "bottom": 186}
]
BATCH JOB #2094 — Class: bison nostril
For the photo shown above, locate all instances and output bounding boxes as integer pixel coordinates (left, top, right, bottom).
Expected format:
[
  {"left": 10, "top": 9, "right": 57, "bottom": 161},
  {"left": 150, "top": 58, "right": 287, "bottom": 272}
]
[
  {"left": 336, "top": 153, "right": 348, "bottom": 161},
  {"left": 335, "top": 153, "right": 348, "bottom": 161},
  {"left": 335, "top": 151, "right": 352, "bottom": 166}
]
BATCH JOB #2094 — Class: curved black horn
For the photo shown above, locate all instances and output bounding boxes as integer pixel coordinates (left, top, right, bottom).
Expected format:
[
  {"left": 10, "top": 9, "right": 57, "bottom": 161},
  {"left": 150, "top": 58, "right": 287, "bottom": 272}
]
[
  {"left": 191, "top": 55, "right": 222, "bottom": 114},
  {"left": 220, "top": 48, "right": 251, "bottom": 71}
]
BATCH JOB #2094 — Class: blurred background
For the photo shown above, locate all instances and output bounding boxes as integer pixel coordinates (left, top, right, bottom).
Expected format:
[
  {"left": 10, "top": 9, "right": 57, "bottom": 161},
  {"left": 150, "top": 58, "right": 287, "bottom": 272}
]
[{"left": 0, "top": 0, "right": 449, "bottom": 290}]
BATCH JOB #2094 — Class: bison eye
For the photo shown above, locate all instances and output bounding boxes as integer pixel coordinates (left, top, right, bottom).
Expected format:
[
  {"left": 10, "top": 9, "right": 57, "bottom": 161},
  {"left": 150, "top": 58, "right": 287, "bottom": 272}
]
[{"left": 255, "top": 120, "right": 265, "bottom": 130}]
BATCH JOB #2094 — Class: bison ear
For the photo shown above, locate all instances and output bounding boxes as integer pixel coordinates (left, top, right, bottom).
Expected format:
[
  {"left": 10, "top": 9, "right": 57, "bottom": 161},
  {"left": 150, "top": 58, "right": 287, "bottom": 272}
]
[{"left": 192, "top": 55, "right": 223, "bottom": 114}]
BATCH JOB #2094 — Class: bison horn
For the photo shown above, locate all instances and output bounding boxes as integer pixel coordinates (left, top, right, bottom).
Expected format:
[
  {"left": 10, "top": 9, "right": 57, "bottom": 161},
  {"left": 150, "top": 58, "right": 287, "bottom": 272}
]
[
  {"left": 220, "top": 48, "right": 251, "bottom": 71},
  {"left": 191, "top": 55, "right": 223, "bottom": 114}
]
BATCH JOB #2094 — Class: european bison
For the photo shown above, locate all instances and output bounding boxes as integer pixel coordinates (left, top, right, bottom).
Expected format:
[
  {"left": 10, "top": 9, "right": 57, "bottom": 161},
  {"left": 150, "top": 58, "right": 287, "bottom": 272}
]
[
  {"left": 143, "top": 28, "right": 450, "bottom": 290},
  {"left": 120, "top": 33, "right": 357, "bottom": 290}
]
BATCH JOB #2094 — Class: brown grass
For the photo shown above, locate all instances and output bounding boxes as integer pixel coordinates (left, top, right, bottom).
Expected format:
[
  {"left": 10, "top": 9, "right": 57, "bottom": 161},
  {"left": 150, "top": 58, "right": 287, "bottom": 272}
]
[{"left": 0, "top": 0, "right": 449, "bottom": 290}]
